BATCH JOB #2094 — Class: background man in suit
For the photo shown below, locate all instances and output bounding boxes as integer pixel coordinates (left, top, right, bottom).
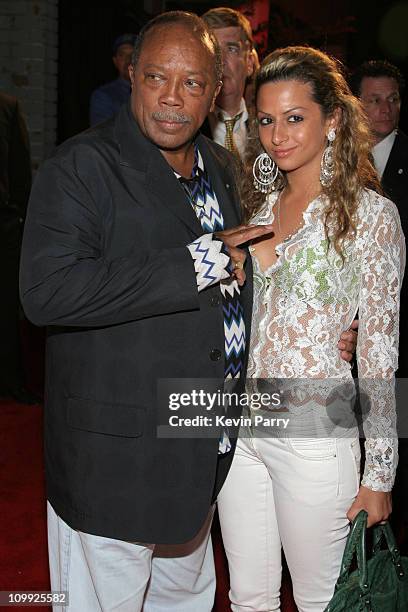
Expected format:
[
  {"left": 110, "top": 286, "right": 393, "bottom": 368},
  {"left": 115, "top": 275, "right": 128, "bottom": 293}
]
[
  {"left": 20, "top": 11, "right": 272, "bottom": 611},
  {"left": 201, "top": 7, "right": 256, "bottom": 157},
  {"left": 351, "top": 60, "right": 407, "bottom": 210},
  {"left": 0, "top": 91, "right": 38, "bottom": 404},
  {"left": 89, "top": 33, "right": 137, "bottom": 126}
]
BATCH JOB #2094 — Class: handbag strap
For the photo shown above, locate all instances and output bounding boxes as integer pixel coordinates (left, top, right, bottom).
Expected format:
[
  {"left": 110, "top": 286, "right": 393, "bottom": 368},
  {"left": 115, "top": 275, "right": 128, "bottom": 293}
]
[
  {"left": 373, "top": 522, "right": 405, "bottom": 580},
  {"left": 336, "top": 510, "right": 369, "bottom": 594}
]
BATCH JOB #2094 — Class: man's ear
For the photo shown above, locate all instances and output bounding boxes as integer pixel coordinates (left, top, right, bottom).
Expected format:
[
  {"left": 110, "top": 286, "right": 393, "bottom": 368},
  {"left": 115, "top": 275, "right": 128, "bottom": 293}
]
[
  {"left": 128, "top": 64, "right": 135, "bottom": 88},
  {"left": 246, "top": 50, "right": 255, "bottom": 79},
  {"left": 210, "top": 81, "right": 223, "bottom": 113},
  {"left": 246, "top": 47, "right": 259, "bottom": 79}
]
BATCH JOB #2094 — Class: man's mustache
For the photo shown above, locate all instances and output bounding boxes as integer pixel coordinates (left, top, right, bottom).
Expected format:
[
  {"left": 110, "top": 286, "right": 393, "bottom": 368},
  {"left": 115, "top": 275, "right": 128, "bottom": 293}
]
[{"left": 152, "top": 111, "right": 192, "bottom": 124}]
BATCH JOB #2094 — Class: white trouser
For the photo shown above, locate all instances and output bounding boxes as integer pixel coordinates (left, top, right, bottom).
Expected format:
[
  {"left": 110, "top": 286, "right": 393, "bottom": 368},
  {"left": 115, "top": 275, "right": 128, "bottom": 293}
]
[
  {"left": 47, "top": 502, "right": 215, "bottom": 612},
  {"left": 217, "top": 435, "right": 361, "bottom": 612}
]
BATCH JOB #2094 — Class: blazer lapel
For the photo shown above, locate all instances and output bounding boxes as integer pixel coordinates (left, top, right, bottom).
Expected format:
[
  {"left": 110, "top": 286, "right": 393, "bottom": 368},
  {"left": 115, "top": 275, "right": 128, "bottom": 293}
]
[
  {"left": 145, "top": 152, "right": 203, "bottom": 237},
  {"left": 114, "top": 105, "right": 241, "bottom": 236},
  {"left": 114, "top": 104, "right": 203, "bottom": 237},
  {"left": 383, "top": 131, "right": 407, "bottom": 184}
]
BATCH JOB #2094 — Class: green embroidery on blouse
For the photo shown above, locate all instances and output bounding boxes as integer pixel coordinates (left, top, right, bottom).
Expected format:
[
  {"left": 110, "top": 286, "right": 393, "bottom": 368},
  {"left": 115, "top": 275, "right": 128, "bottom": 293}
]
[{"left": 262, "top": 239, "right": 360, "bottom": 305}]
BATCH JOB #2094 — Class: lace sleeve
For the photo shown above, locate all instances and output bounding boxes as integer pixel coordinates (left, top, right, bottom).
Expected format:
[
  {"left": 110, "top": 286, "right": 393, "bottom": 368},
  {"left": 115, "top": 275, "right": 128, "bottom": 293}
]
[{"left": 357, "top": 197, "right": 406, "bottom": 491}]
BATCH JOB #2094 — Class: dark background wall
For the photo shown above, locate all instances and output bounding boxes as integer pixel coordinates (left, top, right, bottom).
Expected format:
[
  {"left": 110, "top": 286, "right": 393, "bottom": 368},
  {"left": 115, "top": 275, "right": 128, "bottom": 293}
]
[
  {"left": 58, "top": 1, "right": 150, "bottom": 141},
  {"left": 58, "top": 0, "right": 408, "bottom": 143}
]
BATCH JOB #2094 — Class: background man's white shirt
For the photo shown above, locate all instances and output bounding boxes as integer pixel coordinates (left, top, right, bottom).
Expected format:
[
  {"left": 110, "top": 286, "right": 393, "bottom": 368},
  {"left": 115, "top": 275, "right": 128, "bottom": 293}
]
[
  {"left": 208, "top": 98, "right": 249, "bottom": 158},
  {"left": 372, "top": 130, "right": 397, "bottom": 178}
]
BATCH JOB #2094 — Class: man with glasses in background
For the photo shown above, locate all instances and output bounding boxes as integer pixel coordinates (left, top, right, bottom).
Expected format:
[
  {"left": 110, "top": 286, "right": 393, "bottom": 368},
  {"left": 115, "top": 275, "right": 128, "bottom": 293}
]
[{"left": 201, "top": 7, "right": 256, "bottom": 158}]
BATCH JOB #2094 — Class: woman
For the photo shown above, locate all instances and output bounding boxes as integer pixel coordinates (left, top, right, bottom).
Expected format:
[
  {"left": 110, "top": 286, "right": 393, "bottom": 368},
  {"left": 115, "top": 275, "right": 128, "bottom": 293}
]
[{"left": 217, "top": 46, "right": 405, "bottom": 612}]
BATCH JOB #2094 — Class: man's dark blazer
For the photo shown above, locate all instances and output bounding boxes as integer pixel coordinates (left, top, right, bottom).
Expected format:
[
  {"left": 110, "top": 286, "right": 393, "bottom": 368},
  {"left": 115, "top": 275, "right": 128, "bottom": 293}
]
[
  {"left": 0, "top": 92, "right": 31, "bottom": 390},
  {"left": 20, "top": 103, "right": 252, "bottom": 544},
  {"left": 201, "top": 116, "right": 213, "bottom": 140},
  {"left": 382, "top": 131, "right": 408, "bottom": 235}
]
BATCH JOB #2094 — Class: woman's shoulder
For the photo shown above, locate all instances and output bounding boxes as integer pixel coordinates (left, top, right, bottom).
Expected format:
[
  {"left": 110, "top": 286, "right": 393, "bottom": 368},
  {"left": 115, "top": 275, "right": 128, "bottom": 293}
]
[{"left": 358, "top": 188, "right": 401, "bottom": 229}]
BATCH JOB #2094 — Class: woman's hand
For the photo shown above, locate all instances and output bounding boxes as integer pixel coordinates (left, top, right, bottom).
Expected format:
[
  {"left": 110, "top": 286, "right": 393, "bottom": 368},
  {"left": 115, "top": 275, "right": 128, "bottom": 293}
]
[
  {"left": 338, "top": 319, "right": 359, "bottom": 362},
  {"left": 347, "top": 484, "right": 392, "bottom": 527}
]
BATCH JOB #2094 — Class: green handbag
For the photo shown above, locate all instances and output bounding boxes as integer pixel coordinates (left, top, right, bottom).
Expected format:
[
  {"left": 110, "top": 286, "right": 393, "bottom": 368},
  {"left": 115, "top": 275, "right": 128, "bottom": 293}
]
[{"left": 325, "top": 510, "right": 408, "bottom": 611}]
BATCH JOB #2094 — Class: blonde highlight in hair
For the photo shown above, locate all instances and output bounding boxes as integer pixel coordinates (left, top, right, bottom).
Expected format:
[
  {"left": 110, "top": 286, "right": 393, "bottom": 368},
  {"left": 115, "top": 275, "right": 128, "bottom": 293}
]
[{"left": 241, "top": 46, "right": 381, "bottom": 257}]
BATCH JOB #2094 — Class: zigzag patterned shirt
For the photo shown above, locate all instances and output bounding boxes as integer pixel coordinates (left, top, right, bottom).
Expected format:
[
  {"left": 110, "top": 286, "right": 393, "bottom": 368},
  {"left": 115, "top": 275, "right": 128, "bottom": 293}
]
[{"left": 179, "top": 146, "right": 246, "bottom": 453}]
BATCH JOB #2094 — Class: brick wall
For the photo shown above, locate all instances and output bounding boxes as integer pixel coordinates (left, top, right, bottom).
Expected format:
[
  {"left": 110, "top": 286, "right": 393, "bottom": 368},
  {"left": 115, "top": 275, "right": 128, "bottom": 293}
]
[{"left": 0, "top": 0, "right": 58, "bottom": 169}]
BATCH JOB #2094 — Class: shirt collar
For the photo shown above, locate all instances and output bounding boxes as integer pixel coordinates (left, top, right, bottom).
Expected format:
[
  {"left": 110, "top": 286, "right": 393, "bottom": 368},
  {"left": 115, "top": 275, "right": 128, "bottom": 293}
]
[
  {"left": 213, "top": 97, "right": 248, "bottom": 123},
  {"left": 372, "top": 129, "right": 397, "bottom": 155},
  {"left": 372, "top": 130, "right": 397, "bottom": 177},
  {"left": 173, "top": 143, "right": 204, "bottom": 180}
]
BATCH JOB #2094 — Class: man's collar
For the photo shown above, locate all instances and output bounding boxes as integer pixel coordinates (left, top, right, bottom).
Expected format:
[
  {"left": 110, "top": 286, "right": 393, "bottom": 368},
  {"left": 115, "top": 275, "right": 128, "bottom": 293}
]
[
  {"left": 116, "top": 76, "right": 131, "bottom": 88},
  {"left": 212, "top": 97, "right": 248, "bottom": 122},
  {"left": 373, "top": 129, "right": 397, "bottom": 153},
  {"left": 114, "top": 102, "right": 157, "bottom": 171}
]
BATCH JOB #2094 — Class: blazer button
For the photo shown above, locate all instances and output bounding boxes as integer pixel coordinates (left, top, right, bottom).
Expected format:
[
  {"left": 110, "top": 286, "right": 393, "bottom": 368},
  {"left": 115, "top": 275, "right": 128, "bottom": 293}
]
[
  {"left": 210, "top": 348, "right": 222, "bottom": 361},
  {"left": 211, "top": 295, "right": 221, "bottom": 307}
]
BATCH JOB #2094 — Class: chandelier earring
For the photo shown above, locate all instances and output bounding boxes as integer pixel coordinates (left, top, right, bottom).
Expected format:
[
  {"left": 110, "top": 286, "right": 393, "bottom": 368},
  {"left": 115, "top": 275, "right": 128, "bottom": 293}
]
[
  {"left": 253, "top": 152, "right": 279, "bottom": 194},
  {"left": 320, "top": 128, "right": 336, "bottom": 187}
]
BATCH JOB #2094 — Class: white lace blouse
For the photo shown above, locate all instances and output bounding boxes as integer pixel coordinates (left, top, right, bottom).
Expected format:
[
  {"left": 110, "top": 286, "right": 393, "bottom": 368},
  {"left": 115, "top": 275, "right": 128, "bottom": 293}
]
[{"left": 248, "top": 188, "right": 405, "bottom": 491}]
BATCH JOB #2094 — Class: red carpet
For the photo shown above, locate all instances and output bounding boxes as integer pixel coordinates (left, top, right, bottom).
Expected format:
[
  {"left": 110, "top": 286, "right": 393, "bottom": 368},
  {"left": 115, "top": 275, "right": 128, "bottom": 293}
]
[
  {"left": 0, "top": 400, "right": 50, "bottom": 610},
  {"left": 0, "top": 396, "right": 297, "bottom": 611}
]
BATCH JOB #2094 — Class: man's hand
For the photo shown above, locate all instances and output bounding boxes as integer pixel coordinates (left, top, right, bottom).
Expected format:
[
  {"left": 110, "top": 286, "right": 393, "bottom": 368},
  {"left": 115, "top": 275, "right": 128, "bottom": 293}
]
[
  {"left": 347, "top": 484, "right": 392, "bottom": 527},
  {"left": 216, "top": 224, "right": 273, "bottom": 286},
  {"left": 338, "top": 319, "right": 359, "bottom": 362}
]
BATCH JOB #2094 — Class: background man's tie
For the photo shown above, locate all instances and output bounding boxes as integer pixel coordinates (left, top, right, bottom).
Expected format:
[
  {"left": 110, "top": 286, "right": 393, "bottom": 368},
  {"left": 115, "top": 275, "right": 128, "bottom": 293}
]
[{"left": 223, "top": 113, "right": 242, "bottom": 157}]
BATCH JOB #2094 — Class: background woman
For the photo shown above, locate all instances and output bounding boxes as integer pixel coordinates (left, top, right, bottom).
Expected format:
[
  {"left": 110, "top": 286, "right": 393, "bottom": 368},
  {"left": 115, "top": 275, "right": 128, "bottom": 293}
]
[{"left": 217, "top": 46, "right": 405, "bottom": 612}]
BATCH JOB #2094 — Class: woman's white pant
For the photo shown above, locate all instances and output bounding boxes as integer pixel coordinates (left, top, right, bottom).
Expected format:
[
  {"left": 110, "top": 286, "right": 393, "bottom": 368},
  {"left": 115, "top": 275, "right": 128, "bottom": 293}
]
[{"left": 217, "top": 435, "right": 361, "bottom": 612}]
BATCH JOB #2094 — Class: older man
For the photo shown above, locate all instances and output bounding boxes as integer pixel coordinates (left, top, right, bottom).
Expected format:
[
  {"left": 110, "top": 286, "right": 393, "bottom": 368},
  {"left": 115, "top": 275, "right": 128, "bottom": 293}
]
[
  {"left": 21, "top": 11, "right": 356, "bottom": 611},
  {"left": 201, "top": 7, "right": 256, "bottom": 157}
]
